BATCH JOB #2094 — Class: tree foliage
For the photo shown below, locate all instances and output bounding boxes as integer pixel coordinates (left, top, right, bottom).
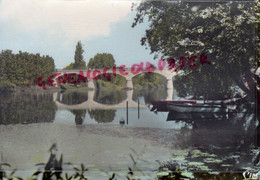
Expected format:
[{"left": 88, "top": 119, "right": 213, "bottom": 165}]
[
  {"left": 87, "top": 53, "right": 115, "bottom": 69},
  {"left": 97, "top": 74, "right": 126, "bottom": 88},
  {"left": 133, "top": 73, "right": 166, "bottom": 88},
  {"left": 87, "top": 53, "right": 124, "bottom": 87},
  {"left": 132, "top": 1, "right": 259, "bottom": 99},
  {"left": 73, "top": 41, "right": 86, "bottom": 69},
  {"left": 0, "top": 50, "right": 55, "bottom": 86}
]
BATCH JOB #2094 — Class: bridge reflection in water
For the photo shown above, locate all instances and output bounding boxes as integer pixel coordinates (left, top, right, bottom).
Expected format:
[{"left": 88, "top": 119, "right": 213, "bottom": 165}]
[{"left": 53, "top": 88, "right": 173, "bottom": 110}]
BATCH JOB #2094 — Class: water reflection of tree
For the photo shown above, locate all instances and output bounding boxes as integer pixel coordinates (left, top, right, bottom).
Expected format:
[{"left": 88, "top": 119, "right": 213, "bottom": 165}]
[
  {"left": 94, "top": 89, "right": 126, "bottom": 105},
  {"left": 88, "top": 109, "right": 116, "bottom": 123},
  {"left": 59, "top": 90, "right": 88, "bottom": 105},
  {"left": 0, "top": 92, "right": 57, "bottom": 125},
  {"left": 133, "top": 88, "right": 167, "bottom": 104},
  {"left": 70, "top": 109, "right": 86, "bottom": 125}
]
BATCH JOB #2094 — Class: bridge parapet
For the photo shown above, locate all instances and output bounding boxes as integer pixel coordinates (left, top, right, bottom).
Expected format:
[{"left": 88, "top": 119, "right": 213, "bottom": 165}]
[{"left": 55, "top": 68, "right": 176, "bottom": 89}]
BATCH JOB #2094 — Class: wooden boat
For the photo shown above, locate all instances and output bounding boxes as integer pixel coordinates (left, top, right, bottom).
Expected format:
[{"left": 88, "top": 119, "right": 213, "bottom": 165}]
[
  {"left": 150, "top": 97, "right": 239, "bottom": 112},
  {"left": 183, "top": 96, "right": 242, "bottom": 105},
  {"left": 150, "top": 100, "right": 196, "bottom": 112},
  {"left": 167, "top": 101, "right": 229, "bottom": 113}
]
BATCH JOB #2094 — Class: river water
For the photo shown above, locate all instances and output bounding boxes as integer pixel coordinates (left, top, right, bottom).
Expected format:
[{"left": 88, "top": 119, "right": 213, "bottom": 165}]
[{"left": 0, "top": 88, "right": 257, "bottom": 179}]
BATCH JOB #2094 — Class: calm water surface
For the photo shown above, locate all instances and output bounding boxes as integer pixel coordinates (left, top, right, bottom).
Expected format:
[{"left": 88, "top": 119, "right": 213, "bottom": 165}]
[{"left": 0, "top": 88, "right": 257, "bottom": 179}]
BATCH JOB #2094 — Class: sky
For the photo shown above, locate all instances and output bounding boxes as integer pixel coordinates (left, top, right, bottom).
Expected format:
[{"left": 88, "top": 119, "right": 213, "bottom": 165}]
[{"left": 0, "top": 0, "right": 156, "bottom": 69}]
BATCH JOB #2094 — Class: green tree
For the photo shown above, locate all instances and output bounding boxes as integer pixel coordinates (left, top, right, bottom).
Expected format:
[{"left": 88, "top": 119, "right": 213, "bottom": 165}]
[
  {"left": 133, "top": 73, "right": 166, "bottom": 88},
  {"left": 0, "top": 50, "right": 55, "bottom": 87},
  {"left": 87, "top": 53, "right": 125, "bottom": 87},
  {"left": 73, "top": 41, "right": 86, "bottom": 69},
  {"left": 132, "top": 1, "right": 259, "bottom": 100},
  {"left": 97, "top": 74, "right": 126, "bottom": 88},
  {"left": 87, "top": 53, "right": 115, "bottom": 69}
]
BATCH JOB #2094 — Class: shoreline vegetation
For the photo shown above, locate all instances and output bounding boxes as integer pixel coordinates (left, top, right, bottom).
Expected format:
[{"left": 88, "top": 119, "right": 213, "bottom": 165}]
[
  {"left": 0, "top": 46, "right": 167, "bottom": 92},
  {"left": 0, "top": 79, "right": 167, "bottom": 93},
  {"left": 0, "top": 80, "right": 167, "bottom": 93},
  {"left": 0, "top": 49, "right": 55, "bottom": 93}
]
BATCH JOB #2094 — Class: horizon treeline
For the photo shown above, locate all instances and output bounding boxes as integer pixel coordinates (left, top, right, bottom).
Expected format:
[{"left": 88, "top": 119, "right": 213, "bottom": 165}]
[{"left": 0, "top": 50, "right": 55, "bottom": 87}]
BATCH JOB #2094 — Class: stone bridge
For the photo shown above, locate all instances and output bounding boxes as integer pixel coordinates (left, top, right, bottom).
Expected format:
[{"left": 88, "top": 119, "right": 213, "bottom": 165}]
[{"left": 55, "top": 67, "right": 176, "bottom": 89}]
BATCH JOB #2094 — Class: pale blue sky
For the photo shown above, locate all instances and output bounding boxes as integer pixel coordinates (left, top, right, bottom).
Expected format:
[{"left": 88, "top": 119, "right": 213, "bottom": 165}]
[{"left": 0, "top": 0, "right": 155, "bottom": 69}]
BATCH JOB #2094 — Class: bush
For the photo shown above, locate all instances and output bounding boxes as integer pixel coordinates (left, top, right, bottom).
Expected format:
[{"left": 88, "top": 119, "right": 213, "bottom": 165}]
[{"left": 0, "top": 81, "right": 16, "bottom": 88}]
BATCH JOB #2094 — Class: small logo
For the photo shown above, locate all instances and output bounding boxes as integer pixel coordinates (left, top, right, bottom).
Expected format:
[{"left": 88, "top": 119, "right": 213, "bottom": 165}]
[{"left": 243, "top": 170, "right": 258, "bottom": 179}]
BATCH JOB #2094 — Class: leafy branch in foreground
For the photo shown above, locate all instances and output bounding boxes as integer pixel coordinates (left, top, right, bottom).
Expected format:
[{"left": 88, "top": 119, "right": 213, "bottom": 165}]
[
  {"left": 132, "top": 1, "right": 259, "bottom": 101},
  {"left": 0, "top": 163, "right": 23, "bottom": 180}
]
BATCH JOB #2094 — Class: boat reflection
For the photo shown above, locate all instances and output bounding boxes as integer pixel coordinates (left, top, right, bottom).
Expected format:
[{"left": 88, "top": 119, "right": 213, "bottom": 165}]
[{"left": 167, "top": 111, "right": 229, "bottom": 121}]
